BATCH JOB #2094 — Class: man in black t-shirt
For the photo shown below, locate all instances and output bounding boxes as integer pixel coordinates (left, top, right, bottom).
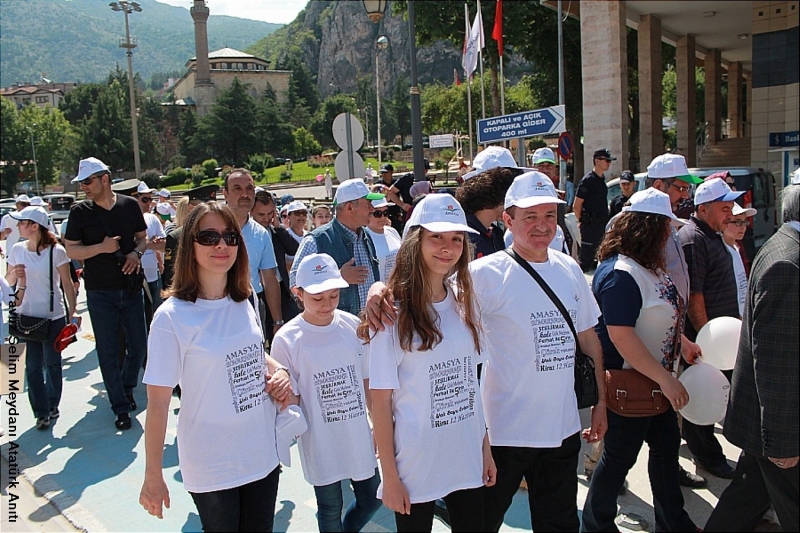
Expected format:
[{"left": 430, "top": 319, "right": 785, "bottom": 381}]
[
  {"left": 574, "top": 148, "right": 614, "bottom": 272},
  {"left": 63, "top": 157, "right": 148, "bottom": 431},
  {"left": 386, "top": 159, "right": 430, "bottom": 234}
]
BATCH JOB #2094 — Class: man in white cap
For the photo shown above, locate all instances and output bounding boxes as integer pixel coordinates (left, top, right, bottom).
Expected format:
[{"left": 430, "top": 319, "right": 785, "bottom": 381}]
[
  {"left": 531, "top": 147, "right": 559, "bottom": 189},
  {"left": 63, "top": 157, "right": 149, "bottom": 431},
  {"left": 472, "top": 172, "right": 607, "bottom": 531},
  {"left": 1, "top": 194, "right": 32, "bottom": 257},
  {"left": 677, "top": 177, "right": 745, "bottom": 480},
  {"left": 290, "top": 178, "right": 384, "bottom": 316}
]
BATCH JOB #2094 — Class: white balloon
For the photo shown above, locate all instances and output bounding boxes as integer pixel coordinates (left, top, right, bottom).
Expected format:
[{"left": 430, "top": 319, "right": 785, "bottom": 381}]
[
  {"left": 679, "top": 362, "right": 730, "bottom": 425},
  {"left": 695, "top": 316, "right": 742, "bottom": 370}
]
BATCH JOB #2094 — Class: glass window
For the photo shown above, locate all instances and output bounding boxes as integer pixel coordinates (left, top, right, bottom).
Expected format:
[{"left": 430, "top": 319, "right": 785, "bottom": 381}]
[{"left": 752, "top": 173, "right": 766, "bottom": 208}]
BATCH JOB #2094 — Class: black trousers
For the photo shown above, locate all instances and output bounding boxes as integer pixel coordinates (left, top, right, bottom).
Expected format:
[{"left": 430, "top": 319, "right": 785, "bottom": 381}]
[
  {"left": 705, "top": 450, "right": 798, "bottom": 532},
  {"left": 578, "top": 222, "right": 605, "bottom": 272},
  {"left": 395, "top": 486, "right": 485, "bottom": 532},
  {"left": 484, "top": 433, "right": 581, "bottom": 532}
]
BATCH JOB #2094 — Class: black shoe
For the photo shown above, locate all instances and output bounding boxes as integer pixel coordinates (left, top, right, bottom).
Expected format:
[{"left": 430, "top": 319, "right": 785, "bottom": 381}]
[
  {"left": 679, "top": 466, "right": 708, "bottom": 488},
  {"left": 433, "top": 498, "right": 450, "bottom": 527},
  {"left": 35, "top": 417, "right": 51, "bottom": 430},
  {"left": 49, "top": 407, "right": 60, "bottom": 419},
  {"left": 127, "top": 394, "right": 137, "bottom": 411},
  {"left": 696, "top": 460, "right": 734, "bottom": 479},
  {"left": 619, "top": 480, "right": 628, "bottom": 496},
  {"left": 115, "top": 413, "right": 132, "bottom": 430}
]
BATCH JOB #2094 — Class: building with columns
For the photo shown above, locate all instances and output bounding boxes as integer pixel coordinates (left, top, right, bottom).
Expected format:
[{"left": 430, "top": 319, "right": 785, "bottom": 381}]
[{"left": 543, "top": 1, "right": 798, "bottom": 190}]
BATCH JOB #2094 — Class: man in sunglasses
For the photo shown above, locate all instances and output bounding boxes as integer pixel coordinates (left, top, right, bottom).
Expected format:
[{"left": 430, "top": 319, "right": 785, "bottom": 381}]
[
  {"left": 63, "top": 157, "right": 149, "bottom": 431},
  {"left": 161, "top": 184, "right": 219, "bottom": 290},
  {"left": 222, "top": 169, "right": 284, "bottom": 337}
]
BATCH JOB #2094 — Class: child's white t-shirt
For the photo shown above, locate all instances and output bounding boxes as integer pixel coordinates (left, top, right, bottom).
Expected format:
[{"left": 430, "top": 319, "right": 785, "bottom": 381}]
[
  {"left": 370, "top": 290, "right": 487, "bottom": 503},
  {"left": 271, "top": 310, "right": 377, "bottom": 486},
  {"left": 144, "top": 296, "right": 280, "bottom": 493},
  {"left": 725, "top": 243, "right": 747, "bottom": 316}
]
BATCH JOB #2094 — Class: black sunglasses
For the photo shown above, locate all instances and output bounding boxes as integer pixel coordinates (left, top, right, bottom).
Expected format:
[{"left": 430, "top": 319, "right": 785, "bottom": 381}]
[
  {"left": 140, "top": 196, "right": 152, "bottom": 203},
  {"left": 726, "top": 181, "right": 736, "bottom": 187},
  {"left": 194, "top": 230, "right": 240, "bottom": 246},
  {"left": 371, "top": 210, "right": 389, "bottom": 218}
]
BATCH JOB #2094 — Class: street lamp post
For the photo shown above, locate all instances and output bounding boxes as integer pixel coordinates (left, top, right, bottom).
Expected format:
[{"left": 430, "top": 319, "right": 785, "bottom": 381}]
[
  {"left": 364, "top": 0, "right": 424, "bottom": 182},
  {"left": 110, "top": 0, "right": 142, "bottom": 179},
  {"left": 29, "top": 126, "right": 40, "bottom": 194},
  {"left": 375, "top": 36, "right": 388, "bottom": 167}
]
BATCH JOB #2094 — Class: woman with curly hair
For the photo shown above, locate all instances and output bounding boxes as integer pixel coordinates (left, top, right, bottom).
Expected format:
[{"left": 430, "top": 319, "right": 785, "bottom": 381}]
[
  {"left": 581, "top": 188, "right": 697, "bottom": 532},
  {"left": 364, "top": 193, "right": 496, "bottom": 532}
]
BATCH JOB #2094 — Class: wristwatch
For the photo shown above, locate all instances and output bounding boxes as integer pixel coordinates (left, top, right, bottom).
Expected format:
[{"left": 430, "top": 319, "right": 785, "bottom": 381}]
[{"left": 135, "top": 250, "right": 143, "bottom": 259}]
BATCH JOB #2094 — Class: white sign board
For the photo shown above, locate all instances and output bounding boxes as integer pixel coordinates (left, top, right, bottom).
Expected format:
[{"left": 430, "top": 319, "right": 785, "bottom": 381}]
[
  {"left": 334, "top": 151, "right": 366, "bottom": 182},
  {"left": 332, "top": 113, "right": 364, "bottom": 152},
  {"left": 429, "top": 134, "right": 454, "bottom": 148}
]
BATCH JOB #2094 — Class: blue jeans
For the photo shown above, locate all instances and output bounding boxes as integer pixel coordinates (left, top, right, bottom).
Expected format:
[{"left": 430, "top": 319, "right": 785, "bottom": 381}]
[
  {"left": 313, "top": 468, "right": 382, "bottom": 532},
  {"left": 581, "top": 409, "right": 697, "bottom": 532},
  {"left": 86, "top": 289, "right": 147, "bottom": 415},
  {"left": 25, "top": 316, "right": 66, "bottom": 419},
  {"left": 190, "top": 466, "right": 281, "bottom": 532},
  {"left": 147, "top": 277, "right": 163, "bottom": 312}
]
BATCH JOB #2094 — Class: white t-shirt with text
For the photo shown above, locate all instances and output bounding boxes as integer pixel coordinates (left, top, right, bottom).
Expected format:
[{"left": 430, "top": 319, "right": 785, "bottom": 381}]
[
  {"left": 470, "top": 249, "right": 600, "bottom": 448},
  {"left": 142, "top": 212, "right": 166, "bottom": 283},
  {"left": 370, "top": 289, "right": 487, "bottom": 503},
  {"left": 365, "top": 226, "right": 402, "bottom": 282},
  {"left": 144, "top": 296, "right": 279, "bottom": 493},
  {"left": 725, "top": 243, "right": 747, "bottom": 316},
  {"left": 271, "top": 310, "right": 377, "bottom": 486}
]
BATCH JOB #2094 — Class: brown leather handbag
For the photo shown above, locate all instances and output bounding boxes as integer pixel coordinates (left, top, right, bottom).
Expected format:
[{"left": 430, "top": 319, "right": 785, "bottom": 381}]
[{"left": 605, "top": 369, "right": 670, "bottom": 417}]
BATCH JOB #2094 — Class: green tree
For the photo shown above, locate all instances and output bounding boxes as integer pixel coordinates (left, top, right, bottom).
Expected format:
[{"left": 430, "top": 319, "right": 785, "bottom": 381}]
[
  {"left": 255, "top": 91, "right": 295, "bottom": 158},
  {"left": 292, "top": 127, "right": 322, "bottom": 159},
  {"left": 195, "top": 78, "right": 260, "bottom": 166},
  {"left": 178, "top": 108, "right": 205, "bottom": 166},
  {"left": 311, "top": 94, "right": 358, "bottom": 150},
  {"left": 78, "top": 79, "right": 131, "bottom": 172},
  {"left": 387, "top": 75, "right": 410, "bottom": 145},
  {"left": 18, "top": 104, "right": 78, "bottom": 183},
  {"left": 1, "top": 98, "right": 26, "bottom": 193},
  {"left": 59, "top": 83, "right": 105, "bottom": 125}
]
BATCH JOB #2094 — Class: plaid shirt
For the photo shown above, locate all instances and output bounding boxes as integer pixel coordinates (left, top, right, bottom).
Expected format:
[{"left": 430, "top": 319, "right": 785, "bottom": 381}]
[{"left": 289, "top": 218, "right": 376, "bottom": 311}]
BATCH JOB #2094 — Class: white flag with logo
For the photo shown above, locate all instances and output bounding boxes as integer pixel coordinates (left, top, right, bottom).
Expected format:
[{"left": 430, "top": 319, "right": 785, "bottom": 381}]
[{"left": 462, "top": 8, "right": 484, "bottom": 77}]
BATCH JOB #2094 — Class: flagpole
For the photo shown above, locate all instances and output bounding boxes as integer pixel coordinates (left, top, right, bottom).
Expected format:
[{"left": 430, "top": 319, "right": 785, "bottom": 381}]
[
  {"left": 465, "top": 3, "right": 474, "bottom": 163},
  {"left": 477, "top": 0, "right": 486, "bottom": 119},
  {"left": 499, "top": 56, "right": 505, "bottom": 115}
]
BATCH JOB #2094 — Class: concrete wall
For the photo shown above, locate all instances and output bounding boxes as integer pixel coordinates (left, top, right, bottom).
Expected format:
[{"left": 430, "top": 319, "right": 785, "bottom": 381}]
[
  {"left": 172, "top": 69, "right": 291, "bottom": 108},
  {"left": 750, "top": 1, "right": 799, "bottom": 184}
]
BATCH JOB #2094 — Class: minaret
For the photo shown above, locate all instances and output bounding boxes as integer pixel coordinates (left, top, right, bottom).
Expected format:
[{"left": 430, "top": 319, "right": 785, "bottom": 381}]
[{"left": 191, "top": 0, "right": 215, "bottom": 116}]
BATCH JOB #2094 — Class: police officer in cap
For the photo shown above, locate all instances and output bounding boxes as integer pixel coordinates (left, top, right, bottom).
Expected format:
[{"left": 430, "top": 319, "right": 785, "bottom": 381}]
[
  {"left": 161, "top": 184, "right": 219, "bottom": 289},
  {"left": 574, "top": 148, "right": 615, "bottom": 272},
  {"left": 608, "top": 170, "right": 636, "bottom": 218}
]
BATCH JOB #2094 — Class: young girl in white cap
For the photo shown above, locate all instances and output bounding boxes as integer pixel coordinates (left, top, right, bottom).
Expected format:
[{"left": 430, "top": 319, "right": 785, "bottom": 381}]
[
  {"left": 365, "top": 193, "right": 496, "bottom": 532},
  {"left": 271, "top": 253, "right": 381, "bottom": 532}
]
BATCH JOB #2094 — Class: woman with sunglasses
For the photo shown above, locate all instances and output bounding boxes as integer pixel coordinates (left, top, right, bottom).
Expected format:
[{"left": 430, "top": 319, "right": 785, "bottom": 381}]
[
  {"left": 6, "top": 206, "right": 79, "bottom": 430},
  {"left": 364, "top": 198, "right": 402, "bottom": 282},
  {"left": 364, "top": 194, "right": 496, "bottom": 532},
  {"left": 140, "top": 202, "right": 293, "bottom": 531}
]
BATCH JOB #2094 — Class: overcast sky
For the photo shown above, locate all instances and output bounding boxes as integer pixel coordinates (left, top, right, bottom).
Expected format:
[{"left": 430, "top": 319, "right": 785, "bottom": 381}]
[{"left": 154, "top": 0, "right": 304, "bottom": 24}]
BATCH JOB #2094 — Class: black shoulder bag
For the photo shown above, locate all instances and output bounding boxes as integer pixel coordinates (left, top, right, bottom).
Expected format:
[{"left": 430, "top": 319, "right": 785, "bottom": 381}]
[
  {"left": 504, "top": 249, "right": 599, "bottom": 409},
  {"left": 9, "top": 246, "right": 54, "bottom": 343},
  {"left": 93, "top": 200, "right": 144, "bottom": 293}
]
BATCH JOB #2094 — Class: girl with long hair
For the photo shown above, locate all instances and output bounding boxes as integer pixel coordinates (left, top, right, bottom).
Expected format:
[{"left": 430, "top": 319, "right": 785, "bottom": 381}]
[
  {"left": 139, "top": 202, "right": 292, "bottom": 531},
  {"left": 6, "top": 207, "right": 79, "bottom": 430},
  {"left": 364, "top": 194, "right": 496, "bottom": 532}
]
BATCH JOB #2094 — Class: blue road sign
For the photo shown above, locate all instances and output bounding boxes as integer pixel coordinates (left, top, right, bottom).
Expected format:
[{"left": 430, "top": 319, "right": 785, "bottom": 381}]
[
  {"left": 769, "top": 130, "right": 799, "bottom": 147},
  {"left": 477, "top": 105, "right": 565, "bottom": 144},
  {"left": 558, "top": 132, "right": 573, "bottom": 159}
]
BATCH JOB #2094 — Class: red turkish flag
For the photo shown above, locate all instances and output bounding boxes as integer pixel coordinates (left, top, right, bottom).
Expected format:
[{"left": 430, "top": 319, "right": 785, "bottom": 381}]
[{"left": 492, "top": 0, "right": 503, "bottom": 56}]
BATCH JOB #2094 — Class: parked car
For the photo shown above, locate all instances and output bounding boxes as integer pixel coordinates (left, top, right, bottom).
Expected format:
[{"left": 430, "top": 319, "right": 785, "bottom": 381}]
[{"left": 42, "top": 194, "right": 76, "bottom": 224}]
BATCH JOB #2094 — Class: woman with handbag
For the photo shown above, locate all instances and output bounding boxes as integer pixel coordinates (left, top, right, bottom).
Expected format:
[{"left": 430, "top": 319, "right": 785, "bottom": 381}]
[
  {"left": 6, "top": 206, "right": 79, "bottom": 430},
  {"left": 139, "top": 202, "right": 293, "bottom": 531},
  {"left": 581, "top": 188, "right": 698, "bottom": 532}
]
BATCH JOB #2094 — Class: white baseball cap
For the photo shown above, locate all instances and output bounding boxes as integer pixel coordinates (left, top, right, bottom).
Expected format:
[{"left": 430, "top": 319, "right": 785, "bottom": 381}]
[
  {"left": 731, "top": 203, "right": 756, "bottom": 217},
  {"left": 72, "top": 157, "right": 110, "bottom": 183},
  {"left": 646, "top": 153, "right": 703, "bottom": 184},
  {"left": 275, "top": 404, "right": 307, "bottom": 467},
  {"left": 371, "top": 198, "right": 390, "bottom": 209},
  {"left": 29, "top": 196, "right": 44, "bottom": 206},
  {"left": 295, "top": 253, "right": 349, "bottom": 294},
  {"left": 285, "top": 200, "right": 308, "bottom": 215},
  {"left": 137, "top": 182, "right": 154, "bottom": 195},
  {"left": 532, "top": 147, "right": 557, "bottom": 165},
  {"left": 333, "top": 178, "right": 384, "bottom": 205},
  {"left": 14, "top": 194, "right": 31, "bottom": 203},
  {"left": 622, "top": 188, "right": 686, "bottom": 226},
  {"left": 10, "top": 206, "right": 50, "bottom": 227},
  {"left": 694, "top": 177, "right": 745, "bottom": 205},
  {"left": 156, "top": 202, "right": 172, "bottom": 216},
  {"left": 504, "top": 171, "right": 566, "bottom": 209},
  {"left": 403, "top": 193, "right": 479, "bottom": 238},
  {"left": 462, "top": 146, "right": 533, "bottom": 181},
  {"left": 792, "top": 167, "right": 800, "bottom": 185},
  {"left": 157, "top": 188, "right": 171, "bottom": 198}
]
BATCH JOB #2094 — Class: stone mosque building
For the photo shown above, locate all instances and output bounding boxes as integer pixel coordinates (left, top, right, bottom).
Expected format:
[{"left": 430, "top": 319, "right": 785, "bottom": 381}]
[{"left": 170, "top": 0, "right": 290, "bottom": 116}]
